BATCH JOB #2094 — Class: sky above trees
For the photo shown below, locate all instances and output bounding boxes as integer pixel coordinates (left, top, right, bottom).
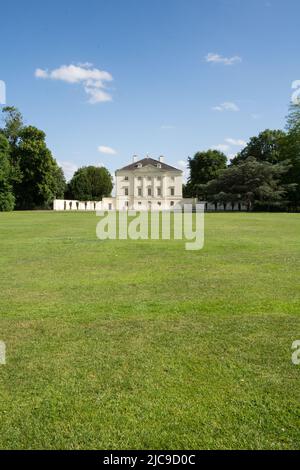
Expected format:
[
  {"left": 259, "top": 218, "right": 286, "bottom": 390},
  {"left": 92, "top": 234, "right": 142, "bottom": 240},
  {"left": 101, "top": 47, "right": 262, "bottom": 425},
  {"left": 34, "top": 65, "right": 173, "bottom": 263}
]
[{"left": 0, "top": 0, "right": 299, "bottom": 180}]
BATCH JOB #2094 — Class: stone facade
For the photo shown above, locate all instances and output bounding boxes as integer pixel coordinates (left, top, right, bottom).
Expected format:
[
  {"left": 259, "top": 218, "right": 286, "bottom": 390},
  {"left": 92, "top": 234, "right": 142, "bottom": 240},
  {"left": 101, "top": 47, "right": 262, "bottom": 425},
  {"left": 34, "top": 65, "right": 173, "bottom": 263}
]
[
  {"left": 54, "top": 156, "right": 194, "bottom": 211},
  {"left": 114, "top": 156, "right": 185, "bottom": 211}
]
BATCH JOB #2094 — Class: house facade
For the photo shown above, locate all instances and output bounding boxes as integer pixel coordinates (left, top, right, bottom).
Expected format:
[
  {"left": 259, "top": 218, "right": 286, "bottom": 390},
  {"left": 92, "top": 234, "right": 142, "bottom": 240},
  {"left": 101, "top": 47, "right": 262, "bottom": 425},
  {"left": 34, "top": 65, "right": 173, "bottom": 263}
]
[
  {"left": 54, "top": 156, "right": 194, "bottom": 211},
  {"left": 53, "top": 155, "right": 248, "bottom": 212},
  {"left": 109, "top": 156, "right": 185, "bottom": 211}
]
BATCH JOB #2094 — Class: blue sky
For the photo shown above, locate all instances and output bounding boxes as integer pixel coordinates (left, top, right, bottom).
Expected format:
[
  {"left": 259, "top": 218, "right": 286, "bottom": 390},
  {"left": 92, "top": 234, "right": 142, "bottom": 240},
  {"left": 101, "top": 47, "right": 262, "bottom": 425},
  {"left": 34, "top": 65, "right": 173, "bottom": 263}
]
[{"left": 0, "top": 0, "right": 299, "bottom": 180}]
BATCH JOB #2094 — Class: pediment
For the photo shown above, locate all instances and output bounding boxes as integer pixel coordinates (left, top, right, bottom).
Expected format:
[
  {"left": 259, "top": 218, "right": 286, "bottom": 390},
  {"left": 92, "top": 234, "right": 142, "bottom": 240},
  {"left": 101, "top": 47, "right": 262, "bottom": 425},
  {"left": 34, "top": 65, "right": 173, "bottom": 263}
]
[{"left": 134, "top": 164, "right": 163, "bottom": 173}]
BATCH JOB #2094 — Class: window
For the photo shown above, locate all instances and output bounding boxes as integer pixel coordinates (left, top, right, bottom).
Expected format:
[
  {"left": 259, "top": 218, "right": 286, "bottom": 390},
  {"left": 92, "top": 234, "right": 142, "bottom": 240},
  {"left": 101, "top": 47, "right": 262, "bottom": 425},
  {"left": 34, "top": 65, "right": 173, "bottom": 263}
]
[
  {"left": 138, "top": 201, "right": 142, "bottom": 205},
  {"left": 138, "top": 176, "right": 142, "bottom": 181},
  {"left": 124, "top": 188, "right": 129, "bottom": 196},
  {"left": 170, "top": 201, "right": 174, "bottom": 207},
  {"left": 138, "top": 188, "right": 142, "bottom": 196},
  {"left": 148, "top": 187, "right": 152, "bottom": 196},
  {"left": 157, "top": 176, "right": 161, "bottom": 180},
  {"left": 147, "top": 176, "right": 152, "bottom": 181},
  {"left": 157, "top": 201, "right": 161, "bottom": 206},
  {"left": 157, "top": 187, "right": 161, "bottom": 196},
  {"left": 170, "top": 187, "right": 175, "bottom": 196},
  {"left": 124, "top": 176, "right": 129, "bottom": 181}
]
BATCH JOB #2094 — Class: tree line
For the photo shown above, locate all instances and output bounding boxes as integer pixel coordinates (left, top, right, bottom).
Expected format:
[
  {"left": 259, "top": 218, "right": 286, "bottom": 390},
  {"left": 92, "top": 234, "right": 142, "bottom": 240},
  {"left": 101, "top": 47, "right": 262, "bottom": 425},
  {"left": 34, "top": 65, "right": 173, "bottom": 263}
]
[
  {"left": 184, "top": 103, "right": 300, "bottom": 211},
  {"left": 1, "top": 102, "right": 299, "bottom": 212},
  {"left": 0, "top": 107, "right": 113, "bottom": 211}
]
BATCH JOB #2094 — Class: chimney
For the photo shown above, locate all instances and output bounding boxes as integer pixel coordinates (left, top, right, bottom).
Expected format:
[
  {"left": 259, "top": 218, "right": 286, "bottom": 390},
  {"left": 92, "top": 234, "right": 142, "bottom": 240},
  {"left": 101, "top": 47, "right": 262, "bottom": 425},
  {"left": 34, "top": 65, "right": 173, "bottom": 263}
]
[
  {"left": 133, "top": 155, "right": 138, "bottom": 163},
  {"left": 159, "top": 155, "right": 165, "bottom": 163}
]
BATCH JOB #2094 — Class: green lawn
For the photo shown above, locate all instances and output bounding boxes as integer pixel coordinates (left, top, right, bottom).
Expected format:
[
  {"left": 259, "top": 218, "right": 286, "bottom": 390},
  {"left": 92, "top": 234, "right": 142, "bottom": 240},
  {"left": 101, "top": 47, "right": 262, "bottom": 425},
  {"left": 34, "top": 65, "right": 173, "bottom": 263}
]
[{"left": 0, "top": 211, "right": 299, "bottom": 449}]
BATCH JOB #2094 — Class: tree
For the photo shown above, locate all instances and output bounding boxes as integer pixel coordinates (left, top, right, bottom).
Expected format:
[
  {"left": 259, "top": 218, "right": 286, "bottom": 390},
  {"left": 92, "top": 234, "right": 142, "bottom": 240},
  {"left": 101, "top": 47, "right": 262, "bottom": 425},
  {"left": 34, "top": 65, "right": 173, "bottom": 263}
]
[
  {"left": 15, "top": 126, "right": 66, "bottom": 209},
  {"left": 1, "top": 106, "right": 23, "bottom": 187},
  {"left": 0, "top": 134, "right": 15, "bottom": 211},
  {"left": 187, "top": 150, "right": 227, "bottom": 197},
  {"left": 231, "top": 129, "right": 286, "bottom": 166},
  {"left": 1, "top": 106, "right": 65, "bottom": 209},
  {"left": 202, "top": 157, "right": 291, "bottom": 211},
  {"left": 286, "top": 102, "right": 300, "bottom": 134},
  {"left": 281, "top": 103, "right": 300, "bottom": 209},
  {"left": 52, "top": 166, "right": 66, "bottom": 201},
  {"left": 67, "top": 166, "right": 113, "bottom": 201},
  {"left": 1, "top": 106, "right": 23, "bottom": 147}
]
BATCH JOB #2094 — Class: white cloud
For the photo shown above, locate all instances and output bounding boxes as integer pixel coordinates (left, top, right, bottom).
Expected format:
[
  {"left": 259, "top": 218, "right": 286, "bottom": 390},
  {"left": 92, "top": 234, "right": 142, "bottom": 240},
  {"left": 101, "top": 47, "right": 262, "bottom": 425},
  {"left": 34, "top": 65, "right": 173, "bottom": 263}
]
[
  {"left": 35, "top": 68, "right": 48, "bottom": 78},
  {"left": 85, "top": 88, "right": 112, "bottom": 104},
  {"left": 292, "top": 80, "right": 300, "bottom": 90},
  {"left": 212, "top": 138, "right": 246, "bottom": 155},
  {"left": 225, "top": 138, "right": 247, "bottom": 146},
  {"left": 58, "top": 160, "right": 78, "bottom": 181},
  {"left": 212, "top": 144, "right": 230, "bottom": 152},
  {"left": 205, "top": 53, "right": 242, "bottom": 66},
  {"left": 98, "top": 145, "right": 117, "bottom": 155},
  {"left": 212, "top": 102, "right": 239, "bottom": 112},
  {"left": 35, "top": 63, "right": 113, "bottom": 103}
]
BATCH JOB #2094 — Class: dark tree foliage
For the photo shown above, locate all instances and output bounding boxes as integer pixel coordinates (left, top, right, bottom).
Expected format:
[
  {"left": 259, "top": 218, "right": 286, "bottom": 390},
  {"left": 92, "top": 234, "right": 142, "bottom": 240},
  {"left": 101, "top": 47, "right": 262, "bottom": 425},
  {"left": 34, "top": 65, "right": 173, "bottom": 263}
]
[
  {"left": 186, "top": 150, "right": 227, "bottom": 197},
  {"left": 201, "top": 157, "right": 291, "bottom": 211},
  {"left": 1, "top": 108, "right": 66, "bottom": 209},
  {"left": 1, "top": 107, "right": 23, "bottom": 186},
  {"left": 281, "top": 103, "right": 300, "bottom": 209},
  {"left": 67, "top": 166, "right": 113, "bottom": 201},
  {"left": 0, "top": 134, "right": 15, "bottom": 211},
  {"left": 286, "top": 103, "right": 300, "bottom": 134},
  {"left": 1, "top": 106, "right": 23, "bottom": 147},
  {"left": 15, "top": 126, "right": 66, "bottom": 209},
  {"left": 231, "top": 130, "right": 286, "bottom": 166}
]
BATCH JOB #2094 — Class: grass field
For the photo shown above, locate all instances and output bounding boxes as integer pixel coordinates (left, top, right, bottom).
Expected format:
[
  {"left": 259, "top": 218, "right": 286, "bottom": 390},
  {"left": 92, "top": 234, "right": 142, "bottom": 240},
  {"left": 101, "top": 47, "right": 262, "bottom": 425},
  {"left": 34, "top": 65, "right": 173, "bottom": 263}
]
[{"left": 0, "top": 211, "right": 299, "bottom": 449}]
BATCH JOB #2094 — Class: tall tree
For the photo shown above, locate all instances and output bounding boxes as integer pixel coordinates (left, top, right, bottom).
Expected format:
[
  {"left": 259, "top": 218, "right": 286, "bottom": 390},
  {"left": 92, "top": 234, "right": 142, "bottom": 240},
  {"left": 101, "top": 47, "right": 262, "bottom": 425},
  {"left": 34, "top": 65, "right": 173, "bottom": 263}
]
[
  {"left": 15, "top": 126, "right": 66, "bottom": 209},
  {"left": 187, "top": 150, "right": 227, "bottom": 197},
  {"left": 231, "top": 129, "right": 286, "bottom": 166},
  {"left": 1, "top": 106, "right": 23, "bottom": 148},
  {"left": 1, "top": 106, "right": 23, "bottom": 186},
  {"left": 282, "top": 103, "right": 300, "bottom": 209},
  {"left": 286, "top": 102, "right": 300, "bottom": 133},
  {"left": 67, "top": 166, "right": 113, "bottom": 201},
  {"left": 0, "top": 134, "right": 15, "bottom": 211},
  {"left": 202, "top": 157, "right": 291, "bottom": 211}
]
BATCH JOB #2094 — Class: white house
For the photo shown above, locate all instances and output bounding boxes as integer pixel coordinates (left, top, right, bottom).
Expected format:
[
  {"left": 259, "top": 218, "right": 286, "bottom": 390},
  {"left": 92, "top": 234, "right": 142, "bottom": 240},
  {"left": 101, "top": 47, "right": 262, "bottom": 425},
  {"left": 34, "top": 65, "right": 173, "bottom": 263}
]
[
  {"left": 54, "top": 156, "right": 194, "bottom": 211},
  {"left": 53, "top": 155, "right": 247, "bottom": 212}
]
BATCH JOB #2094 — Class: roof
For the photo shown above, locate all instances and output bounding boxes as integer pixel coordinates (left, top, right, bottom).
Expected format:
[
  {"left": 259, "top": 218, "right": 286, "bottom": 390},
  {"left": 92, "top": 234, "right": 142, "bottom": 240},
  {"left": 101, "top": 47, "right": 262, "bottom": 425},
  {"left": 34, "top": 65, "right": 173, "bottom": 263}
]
[{"left": 117, "top": 157, "right": 182, "bottom": 173}]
